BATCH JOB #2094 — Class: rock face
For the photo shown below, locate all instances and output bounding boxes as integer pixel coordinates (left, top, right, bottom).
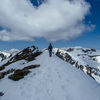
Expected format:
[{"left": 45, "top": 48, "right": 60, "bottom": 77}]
[
  {"left": 8, "top": 45, "right": 41, "bottom": 63},
  {"left": 55, "top": 47, "right": 100, "bottom": 81},
  {"left": 0, "top": 53, "right": 7, "bottom": 61}
]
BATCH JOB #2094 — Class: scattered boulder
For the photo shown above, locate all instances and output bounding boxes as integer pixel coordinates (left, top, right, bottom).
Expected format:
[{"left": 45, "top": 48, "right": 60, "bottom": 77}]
[{"left": 0, "top": 92, "right": 4, "bottom": 96}]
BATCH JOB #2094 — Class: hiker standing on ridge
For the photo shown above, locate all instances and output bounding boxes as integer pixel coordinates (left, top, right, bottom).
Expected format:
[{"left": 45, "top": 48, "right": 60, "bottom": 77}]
[{"left": 48, "top": 43, "right": 53, "bottom": 57}]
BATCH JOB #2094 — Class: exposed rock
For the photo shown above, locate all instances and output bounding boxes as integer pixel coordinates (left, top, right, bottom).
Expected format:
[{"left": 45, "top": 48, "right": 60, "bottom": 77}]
[
  {"left": 0, "top": 69, "right": 15, "bottom": 80},
  {"left": 56, "top": 49, "right": 64, "bottom": 60},
  {"left": 79, "top": 65, "right": 84, "bottom": 71},
  {"left": 91, "top": 49, "right": 96, "bottom": 52},
  {"left": 8, "top": 64, "right": 40, "bottom": 81},
  {"left": 82, "top": 49, "right": 91, "bottom": 53},
  {"left": 0, "top": 53, "right": 6, "bottom": 61},
  {"left": 0, "top": 92, "right": 4, "bottom": 96},
  {"left": 22, "top": 65, "right": 40, "bottom": 71},
  {"left": 9, "top": 45, "right": 37, "bottom": 63},
  {"left": 8, "top": 69, "right": 30, "bottom": 81},
  {"left": 75, "top": 61, "right": 79, "bottom": 68},
  {"left": 66, "top": 48, "right": 74, "bottom": 52}
]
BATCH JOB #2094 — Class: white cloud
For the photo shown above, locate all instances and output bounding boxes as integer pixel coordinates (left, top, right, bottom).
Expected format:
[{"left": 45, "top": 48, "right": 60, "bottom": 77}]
[{"left": 0, "top": 0, "right": 94, "bottom": 42}]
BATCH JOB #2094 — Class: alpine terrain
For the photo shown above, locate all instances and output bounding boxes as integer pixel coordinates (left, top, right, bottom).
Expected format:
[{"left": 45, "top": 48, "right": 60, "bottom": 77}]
[
  {"left": 0, "top": 49, "right": 19, "bottom": 62},
  {"left": 0, "top": 45, "right": 100, "bottom": 100}
]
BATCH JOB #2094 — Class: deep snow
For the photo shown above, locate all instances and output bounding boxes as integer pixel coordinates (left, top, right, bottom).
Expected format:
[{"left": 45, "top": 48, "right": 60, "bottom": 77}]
[{"left": 0, "top": 51, "right": 100, "bottom": 100}]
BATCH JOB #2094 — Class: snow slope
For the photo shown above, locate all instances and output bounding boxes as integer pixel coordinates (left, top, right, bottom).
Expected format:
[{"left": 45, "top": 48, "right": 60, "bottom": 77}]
[
  {"left": 0, "top": 50, "right": 100, "bottom": 100},
  {"left": 53, "top": 47, "right": 100, "bottom": 84}
]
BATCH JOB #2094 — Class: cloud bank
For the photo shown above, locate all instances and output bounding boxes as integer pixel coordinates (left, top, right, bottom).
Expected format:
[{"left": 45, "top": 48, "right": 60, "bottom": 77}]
[{"left": 0, "top": 0, "right": 94, "bottom": 42}]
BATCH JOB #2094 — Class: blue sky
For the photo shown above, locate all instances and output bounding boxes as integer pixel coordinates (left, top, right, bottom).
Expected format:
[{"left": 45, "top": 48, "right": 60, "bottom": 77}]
[{"left": 0, "top": 0, "right": 100, "bottom": 50}]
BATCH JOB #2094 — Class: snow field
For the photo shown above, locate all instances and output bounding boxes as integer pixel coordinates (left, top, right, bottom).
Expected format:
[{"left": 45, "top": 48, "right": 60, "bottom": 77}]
[{"left": 0, "top": 51, "right": 100, "bottom": 100}]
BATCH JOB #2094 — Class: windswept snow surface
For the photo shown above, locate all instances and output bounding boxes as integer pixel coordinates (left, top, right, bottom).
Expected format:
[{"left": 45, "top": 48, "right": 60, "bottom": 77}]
[
  {"left": 96, "top": 56, "right": 100, "bottom": 69},
  {"left": 1, "top": 51, "right": 100, "bottom": 100}
]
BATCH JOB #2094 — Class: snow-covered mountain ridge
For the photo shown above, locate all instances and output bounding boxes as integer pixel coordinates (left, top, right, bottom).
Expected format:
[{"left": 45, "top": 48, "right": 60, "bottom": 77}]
[
  {"left": 0, "top": 46, "right": 100, "bottom": 100},
  {"left": 0, "top": 45, "right": 41, "bottom": 72},
  {"left": 0, "top": 49, "right": 19, "bottom": 62},
  {"left": 53, "top": 47, "right": 100, "bottom": 83}
]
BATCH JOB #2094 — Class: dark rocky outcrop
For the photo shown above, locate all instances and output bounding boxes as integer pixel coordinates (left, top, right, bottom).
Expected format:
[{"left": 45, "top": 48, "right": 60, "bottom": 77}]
[
  {"left": 8, "top": 64, "right": 40, "bottom": 81},
  {"left": 22, "top": 65, "right": 40, "bottom": 71},
  {"left": 0, "top": 92, "right": 4, "bottom": 96},
  {"left": 0, "top": 69, "right": 15, "bottom": 80},
  {"left": 0, "top": 53, "right": 6, "bottom": 61},
  {"left": 9, "top": 45, "right": 40, "bottom": 63},
  {"left": 8, "top": 69, "right": 30, "bottom": 81},
  {"left": 56, "top": 49, "right": 76, "bottom": 65},
  {"left": 66, "top": 48, "right": 74, "bottom": 52}
]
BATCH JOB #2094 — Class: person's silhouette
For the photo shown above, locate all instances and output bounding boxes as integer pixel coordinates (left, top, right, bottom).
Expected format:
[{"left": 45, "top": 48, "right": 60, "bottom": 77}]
[{"left": 48, "top": 43, "right": 53, "bottom": 57}]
